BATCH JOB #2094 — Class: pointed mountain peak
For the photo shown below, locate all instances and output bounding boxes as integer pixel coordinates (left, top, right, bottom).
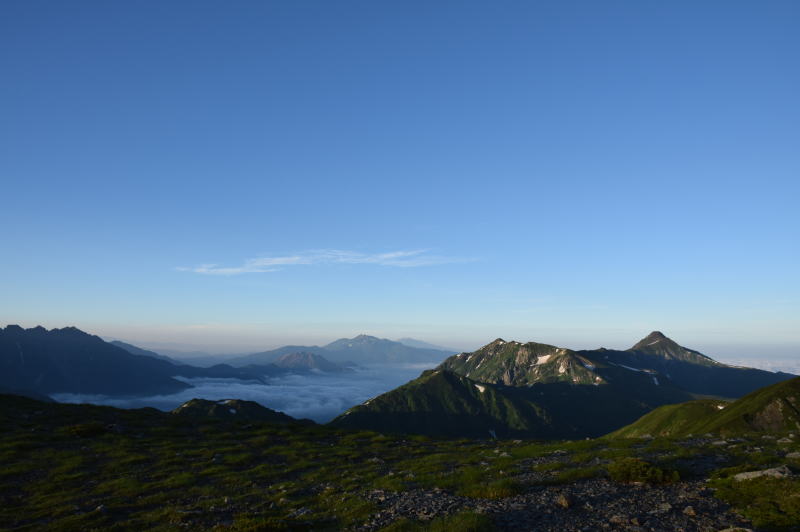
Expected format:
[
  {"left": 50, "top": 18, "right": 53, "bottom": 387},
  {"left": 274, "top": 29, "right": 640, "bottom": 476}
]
[
  {"left": 631, "top": 331, "right": 674, "bottom": 350},
  {"left": 628, "top": 331, "right": 721, "bottom": 367}
]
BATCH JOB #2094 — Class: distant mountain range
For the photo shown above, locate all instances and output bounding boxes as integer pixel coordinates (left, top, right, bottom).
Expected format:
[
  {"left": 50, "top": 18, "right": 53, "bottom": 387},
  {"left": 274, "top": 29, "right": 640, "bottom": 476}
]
[
  {"left": 272, "top": 352, "right": 352, "bottom": 372},
  {"left": 0, "top": 325, "right": 365, "bottom": 398},
  {"left": 5, "top": 325, "right": 795, "bottom": 441},
  {"left": 227, "top": 334, "right": 454, "bottom": 366},
  {"left": 331, "top": 331, "right": 796, "bottom": 439}
]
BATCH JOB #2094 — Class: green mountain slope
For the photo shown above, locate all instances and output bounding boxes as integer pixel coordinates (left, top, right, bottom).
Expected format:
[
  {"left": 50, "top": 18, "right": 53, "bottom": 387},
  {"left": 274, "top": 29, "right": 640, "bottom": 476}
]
[
  {"left": 329, "top": 368, "right": 692, "bottom": 439},
  {"left": 612, "top": 376, "right": 800, "bottom": 437},
  {"left": 607, "top": 399, "right": 730, "bottom": 438},
  {"left": 331, "top": 370, "right": 551, "bottom": 438}
]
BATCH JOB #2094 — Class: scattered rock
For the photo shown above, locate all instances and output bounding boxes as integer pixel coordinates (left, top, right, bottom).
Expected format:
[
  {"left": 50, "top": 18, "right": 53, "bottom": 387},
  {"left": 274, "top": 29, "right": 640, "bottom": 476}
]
[
  {"left": 555, "top": 493, "right": 572, "bottom": 509},
  {"left": 609, "top": 515, "right": 627, "bottom": 525},
  {"left": 733, "top": 465, "right": 792, "bottom": 481},
  {"left": 653, "top": 502, "right": 672, "bottom": 513},
  {"left": 360, "top": 478, "right": 751, "bottom": 531},
  {"left": 288, "top": 507, "right": 311, "bottom": 518},
  {"left": 785, "top": 452, "right": 800, "bottom": 459}
]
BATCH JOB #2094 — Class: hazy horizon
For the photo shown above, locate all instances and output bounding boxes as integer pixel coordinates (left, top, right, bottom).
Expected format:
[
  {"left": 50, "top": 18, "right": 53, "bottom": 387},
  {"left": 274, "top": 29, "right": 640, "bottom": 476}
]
[{"left": 3, "top": 321, "right": 797, "bottom": 369}]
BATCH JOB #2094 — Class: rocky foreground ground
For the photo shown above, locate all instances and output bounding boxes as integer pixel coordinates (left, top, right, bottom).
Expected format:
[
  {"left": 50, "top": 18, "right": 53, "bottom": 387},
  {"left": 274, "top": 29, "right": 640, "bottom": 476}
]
[{"left": 361, "top": 480, "right": 752, "bottom": 531}]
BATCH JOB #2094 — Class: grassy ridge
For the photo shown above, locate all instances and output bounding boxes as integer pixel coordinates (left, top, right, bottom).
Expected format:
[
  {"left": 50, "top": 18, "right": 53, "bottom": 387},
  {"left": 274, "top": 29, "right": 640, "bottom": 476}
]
[
  {"left": 611, "top": 377, "right": 800, "bottom": 438},
  {"left": 608, "top": 400, "right": 730, "bottom": 438}
]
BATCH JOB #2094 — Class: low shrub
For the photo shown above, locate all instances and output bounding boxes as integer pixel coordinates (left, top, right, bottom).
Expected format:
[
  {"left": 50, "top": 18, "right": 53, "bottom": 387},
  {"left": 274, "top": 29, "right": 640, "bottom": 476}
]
[
  {"left": 458, "top": 478, "right": 521, "bottom": 499},
  {"left": 607, "top": 458, "right": 679, "bottom": 484}
]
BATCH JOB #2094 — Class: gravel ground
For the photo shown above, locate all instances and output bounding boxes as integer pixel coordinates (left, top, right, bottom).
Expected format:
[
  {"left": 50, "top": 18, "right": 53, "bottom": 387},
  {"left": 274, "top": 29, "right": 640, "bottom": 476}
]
[{"left": 359, "top": 479, "right": 753, "bottom": 531}]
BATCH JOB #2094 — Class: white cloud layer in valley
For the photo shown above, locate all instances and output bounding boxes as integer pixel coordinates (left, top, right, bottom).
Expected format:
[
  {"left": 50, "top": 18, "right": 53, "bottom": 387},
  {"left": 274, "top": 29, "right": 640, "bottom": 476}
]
[{"left": 52, "top": 364, "right": 436, "bottom": 423}]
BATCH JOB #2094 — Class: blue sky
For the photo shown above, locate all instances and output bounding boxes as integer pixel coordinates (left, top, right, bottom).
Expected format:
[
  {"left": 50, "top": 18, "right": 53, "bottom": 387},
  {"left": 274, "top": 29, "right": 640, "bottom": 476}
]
[{"left": 1, "top": 1, "right": 798, "bottom": 357}]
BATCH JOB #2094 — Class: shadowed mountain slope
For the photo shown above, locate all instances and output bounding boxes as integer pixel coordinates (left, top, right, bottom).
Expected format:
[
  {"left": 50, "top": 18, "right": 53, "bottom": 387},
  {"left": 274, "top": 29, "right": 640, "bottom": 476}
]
[
  {"left": 0, "top": 326, "right": 308, "bottom": 397},
  {"left": 109, "top": 340, "right": 182, "bottom": 365},
  {"left": 329, "top": 368, "right": 692, "bottom": 439},
  {"left": 0, "top": 325, "right": 191, "bottom": 396}
]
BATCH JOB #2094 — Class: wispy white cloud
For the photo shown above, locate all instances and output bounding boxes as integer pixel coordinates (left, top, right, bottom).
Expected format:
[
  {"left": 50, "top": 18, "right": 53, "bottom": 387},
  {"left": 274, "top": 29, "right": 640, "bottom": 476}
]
[{"left": 177, "top": 249, "right": 471, "bottom": 275}]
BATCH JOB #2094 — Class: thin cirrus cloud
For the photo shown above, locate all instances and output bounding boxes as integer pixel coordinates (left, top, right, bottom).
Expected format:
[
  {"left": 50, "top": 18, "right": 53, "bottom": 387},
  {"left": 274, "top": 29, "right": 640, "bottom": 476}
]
[{"left": 177, "top": 249, "right": 471, "bottom": 275}]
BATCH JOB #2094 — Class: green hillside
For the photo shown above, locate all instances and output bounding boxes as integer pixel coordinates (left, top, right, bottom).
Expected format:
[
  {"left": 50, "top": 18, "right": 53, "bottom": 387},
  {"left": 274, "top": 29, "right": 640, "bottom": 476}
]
[
  {"left": 612, "top": 377, "right": 800, "bottom": 438},
  {"left": 608, "top": 399, "right": 730, "bottom": 438},
  {"left": 330, "top": 369, "right": 691, "bottom": 439},
  {"left": 702, "top": 376, "right": 800, "bottom": 435},
  {"left": 330, "top": 370, "right": 550, "bottom": 438}
]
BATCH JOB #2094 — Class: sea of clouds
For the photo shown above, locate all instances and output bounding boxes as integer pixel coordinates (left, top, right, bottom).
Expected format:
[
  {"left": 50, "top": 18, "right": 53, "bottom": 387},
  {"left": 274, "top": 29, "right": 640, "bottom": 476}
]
[{"left": 52, "top": 363, "right": 436, "bottom": 423}]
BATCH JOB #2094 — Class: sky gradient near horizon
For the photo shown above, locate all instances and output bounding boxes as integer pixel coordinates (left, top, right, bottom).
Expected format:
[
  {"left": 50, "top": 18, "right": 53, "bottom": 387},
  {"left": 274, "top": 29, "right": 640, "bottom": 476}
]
[{"left": 1, "top": 2, "right": 798, "bottom": 357}]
